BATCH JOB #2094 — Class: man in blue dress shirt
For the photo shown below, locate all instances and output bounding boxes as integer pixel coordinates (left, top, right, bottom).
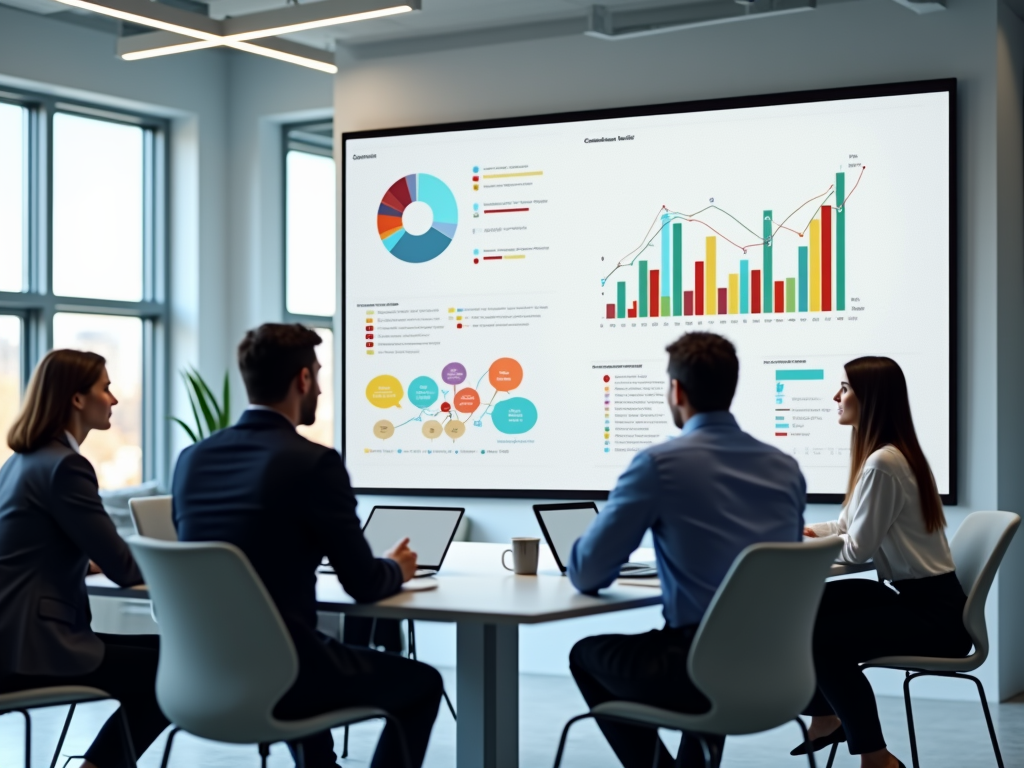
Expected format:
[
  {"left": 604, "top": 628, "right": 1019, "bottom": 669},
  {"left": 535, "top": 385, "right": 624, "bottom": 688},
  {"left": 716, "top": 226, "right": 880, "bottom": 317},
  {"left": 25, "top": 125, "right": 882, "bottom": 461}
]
[{"left": 568, "top": 332, "right": 806, "bottom": 768}]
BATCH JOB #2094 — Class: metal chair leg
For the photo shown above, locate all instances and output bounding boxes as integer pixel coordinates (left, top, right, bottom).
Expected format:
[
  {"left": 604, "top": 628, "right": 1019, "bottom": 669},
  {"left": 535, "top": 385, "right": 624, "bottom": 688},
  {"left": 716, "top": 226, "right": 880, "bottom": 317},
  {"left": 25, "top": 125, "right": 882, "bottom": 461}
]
[
  {"left": 825, "top": 741, "right": 839, "bottom": 768},
  {"left": 381, "top": 712, "right": 413, "bottom": 768},
  {"left": 552, "top": 713, "right": 594, "bottom": 768},
  {"left": 49, "top": 703, "right": 76, "bottom": 768},
  {"left": 342, "top": 724, "right": 349, "bottom": 758},
  {"left": 793, "top": 718, "right": 818, "bottom": 768},
  {"left": 159, "top": 727, "right": 180, "bottom": 768},
  {"left": 294, "top": 741, "right": 306, "bottom": 768},
  {"left": 17, "top": 710, "right": 31, "bottom": 768},
  {"left": 903, "top": 672, "right": 921, "bottom": 768},
  {"left": 258, "top": 742, "right": 270, "bottom": 768},
  {"left": 442, "top": 687, "right": 457, "bottom": 721},
  {"left": 964, "top": 674, "right": 1005, "bottom": 768}
]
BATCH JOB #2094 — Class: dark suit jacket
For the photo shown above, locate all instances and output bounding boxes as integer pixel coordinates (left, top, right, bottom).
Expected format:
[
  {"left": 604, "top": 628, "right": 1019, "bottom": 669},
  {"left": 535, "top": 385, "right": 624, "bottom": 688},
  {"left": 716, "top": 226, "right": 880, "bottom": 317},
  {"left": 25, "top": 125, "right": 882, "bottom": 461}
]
[
  {"left": 172, "top": 409, "right": 402, "bottom": 674},
  {"left": 0, "top": 436, "right": 142, "bottom": 678}
]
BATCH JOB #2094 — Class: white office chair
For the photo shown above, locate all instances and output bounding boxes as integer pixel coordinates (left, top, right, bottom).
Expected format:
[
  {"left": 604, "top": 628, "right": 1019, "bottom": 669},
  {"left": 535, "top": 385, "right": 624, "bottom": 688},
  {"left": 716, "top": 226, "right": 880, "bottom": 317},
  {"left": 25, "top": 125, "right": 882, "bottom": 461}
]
[
  {"left": 552, "top": 537, "right": 842, "bottom": 768},
  {"left": 127, "top": 535, "right": 410, "bottom": 768},
  {"left": 0, "top": 686, "right": 134, "bottom": 768},
  {"left": 128, "top": 496, "right": 176, "bottom": 541},
  {"left": 823, "top": 510, "right": 1021, "bottom": 768}
]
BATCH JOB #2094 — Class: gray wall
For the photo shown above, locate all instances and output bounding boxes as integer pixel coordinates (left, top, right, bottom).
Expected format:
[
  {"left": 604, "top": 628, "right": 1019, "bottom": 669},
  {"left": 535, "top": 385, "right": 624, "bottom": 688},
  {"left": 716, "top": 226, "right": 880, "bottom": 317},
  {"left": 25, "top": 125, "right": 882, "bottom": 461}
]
[{"left": 334, "top": 0, "right": 1024, "bottom": 699}]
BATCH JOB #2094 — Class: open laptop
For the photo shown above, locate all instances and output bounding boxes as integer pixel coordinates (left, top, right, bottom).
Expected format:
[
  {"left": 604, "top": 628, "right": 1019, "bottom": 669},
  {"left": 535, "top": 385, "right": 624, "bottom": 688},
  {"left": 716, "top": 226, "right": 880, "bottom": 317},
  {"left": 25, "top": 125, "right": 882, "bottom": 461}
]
[
  {"left": 533, "top": 502, "right": 657, "bottom": 577},
  {"left": 361, "top": 505, "right": 465, "bottom": 578}
]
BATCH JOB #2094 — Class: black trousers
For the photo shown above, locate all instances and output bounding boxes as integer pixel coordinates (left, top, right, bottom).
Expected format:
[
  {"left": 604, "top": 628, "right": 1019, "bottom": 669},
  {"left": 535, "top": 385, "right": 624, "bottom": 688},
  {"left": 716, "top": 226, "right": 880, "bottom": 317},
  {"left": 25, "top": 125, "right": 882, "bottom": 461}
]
[
  {"left": 275, "top": 633, "right": 443, "bottom": 768},
  {"left": 570, "top": 625, "right": 723, "bottom": 768},
  {"left": 0, "top": 633, "right": 168, "bottom": 768},
  {"left": 803, "top": 573, "right": 971, "bottom": 755}
]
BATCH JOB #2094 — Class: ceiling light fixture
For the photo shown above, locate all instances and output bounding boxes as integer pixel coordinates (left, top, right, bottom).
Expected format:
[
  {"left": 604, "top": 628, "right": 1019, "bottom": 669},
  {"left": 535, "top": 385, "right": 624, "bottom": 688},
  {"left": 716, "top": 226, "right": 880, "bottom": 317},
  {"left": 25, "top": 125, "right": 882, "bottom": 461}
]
[{"left": 51, "top": 0, "right": 419, "bottom": 72}]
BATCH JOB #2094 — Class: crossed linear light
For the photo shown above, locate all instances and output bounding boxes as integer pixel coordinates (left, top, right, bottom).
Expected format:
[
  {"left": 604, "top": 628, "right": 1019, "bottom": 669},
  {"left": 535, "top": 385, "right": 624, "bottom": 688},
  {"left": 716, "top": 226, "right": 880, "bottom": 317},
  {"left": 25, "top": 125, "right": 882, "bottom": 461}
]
[{"left": 51, "top": 0, "right": 420, "bottom": 73}]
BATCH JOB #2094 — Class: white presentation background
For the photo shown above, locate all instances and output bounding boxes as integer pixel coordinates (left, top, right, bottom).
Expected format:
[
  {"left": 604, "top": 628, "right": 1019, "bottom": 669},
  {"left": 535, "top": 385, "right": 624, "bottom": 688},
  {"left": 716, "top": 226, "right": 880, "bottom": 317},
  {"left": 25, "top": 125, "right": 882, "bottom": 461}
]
[{"left": 343, "top": 88, "right": 952, "bottom": 497}]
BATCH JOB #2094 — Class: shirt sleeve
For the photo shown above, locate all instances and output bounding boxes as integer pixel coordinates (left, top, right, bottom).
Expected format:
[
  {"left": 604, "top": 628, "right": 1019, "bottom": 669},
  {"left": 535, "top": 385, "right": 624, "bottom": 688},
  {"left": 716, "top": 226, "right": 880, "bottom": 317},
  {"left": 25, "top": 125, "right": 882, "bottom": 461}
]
[
  {"left": 50, "top": 453, "right": 143, "bottom": 587},
  {"left": 808, "top": 520, "right": 842, "bottom": 537},
  {"left": 835, "top": 467, "right": 901, "bottom": 564},
  {"left": 568, "top": 451, "right": 661, "bottom": 594},
  {"left": 309, "top": 449, "right": 403, "bottom": 602}
]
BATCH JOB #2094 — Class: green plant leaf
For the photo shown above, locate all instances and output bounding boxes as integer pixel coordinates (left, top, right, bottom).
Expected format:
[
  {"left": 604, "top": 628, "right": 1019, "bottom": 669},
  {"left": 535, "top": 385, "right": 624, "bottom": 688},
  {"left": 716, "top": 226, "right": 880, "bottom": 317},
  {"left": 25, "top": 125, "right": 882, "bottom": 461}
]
[
  {"left": 169, "top": 416, "right": 199, "bottom": 444},
  {"left": 192, "top": 367, "right": 224, "bottom": 426},
  {"left": 182, "top": 371, "right": 206, "bottom": 440},
  {"left": 221, "top": 372, "right": 231, "bottom": 430},
  {"left": 187, "top": 370, "right": 218, "bottom": 435}
]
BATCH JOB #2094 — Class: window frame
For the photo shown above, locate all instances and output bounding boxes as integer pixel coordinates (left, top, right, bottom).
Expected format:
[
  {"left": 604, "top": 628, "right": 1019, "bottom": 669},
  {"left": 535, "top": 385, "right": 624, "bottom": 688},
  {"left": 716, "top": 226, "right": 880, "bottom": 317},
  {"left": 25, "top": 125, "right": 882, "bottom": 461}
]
[
  {"left": 282, "top": 119, "right": 335, "bottom": 444},
  {"left": 0, "top": 85, "right": 169, "bottom": 488}
]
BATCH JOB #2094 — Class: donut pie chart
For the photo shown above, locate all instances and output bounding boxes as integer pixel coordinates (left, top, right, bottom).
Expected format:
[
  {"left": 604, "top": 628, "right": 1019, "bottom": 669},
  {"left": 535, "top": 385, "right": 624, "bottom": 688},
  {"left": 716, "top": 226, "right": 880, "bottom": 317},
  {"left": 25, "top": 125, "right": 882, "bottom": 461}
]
[{"left": 377, "top": 173, "right": 458, "bottom": 263}]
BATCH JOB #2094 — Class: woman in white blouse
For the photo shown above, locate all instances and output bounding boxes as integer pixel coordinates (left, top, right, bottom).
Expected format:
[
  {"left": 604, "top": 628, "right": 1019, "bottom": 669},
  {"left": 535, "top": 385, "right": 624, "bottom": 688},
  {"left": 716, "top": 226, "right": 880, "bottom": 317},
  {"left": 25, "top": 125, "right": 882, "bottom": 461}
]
[{"left": 792, "top": 357, "right": 970, "bottom": 768}]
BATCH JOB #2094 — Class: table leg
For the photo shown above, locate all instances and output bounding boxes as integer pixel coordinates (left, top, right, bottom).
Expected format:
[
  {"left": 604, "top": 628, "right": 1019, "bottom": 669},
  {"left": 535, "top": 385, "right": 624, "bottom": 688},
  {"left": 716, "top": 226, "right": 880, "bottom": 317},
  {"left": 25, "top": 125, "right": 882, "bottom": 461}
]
[{"left": 456, "top": 621, "right": 519, "bottom": 768}]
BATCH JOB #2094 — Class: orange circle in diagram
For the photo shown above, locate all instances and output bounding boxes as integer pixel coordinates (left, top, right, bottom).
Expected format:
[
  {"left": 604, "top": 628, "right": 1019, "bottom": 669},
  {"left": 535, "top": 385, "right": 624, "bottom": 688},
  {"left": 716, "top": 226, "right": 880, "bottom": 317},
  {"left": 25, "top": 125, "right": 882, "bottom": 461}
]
[
  {"left": 453, "top": 388, "right": 480, "bottom": 413},
  {"left": 489, "top": 358, "right": 523, "bottom": 391}
]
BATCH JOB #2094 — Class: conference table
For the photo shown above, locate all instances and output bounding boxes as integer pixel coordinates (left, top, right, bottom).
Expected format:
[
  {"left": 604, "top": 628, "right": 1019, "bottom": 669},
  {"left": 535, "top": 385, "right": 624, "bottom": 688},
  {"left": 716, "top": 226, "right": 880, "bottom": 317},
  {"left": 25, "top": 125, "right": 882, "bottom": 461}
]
[{"left": 87, "top": 541, "right": 874, "bottom": 768}]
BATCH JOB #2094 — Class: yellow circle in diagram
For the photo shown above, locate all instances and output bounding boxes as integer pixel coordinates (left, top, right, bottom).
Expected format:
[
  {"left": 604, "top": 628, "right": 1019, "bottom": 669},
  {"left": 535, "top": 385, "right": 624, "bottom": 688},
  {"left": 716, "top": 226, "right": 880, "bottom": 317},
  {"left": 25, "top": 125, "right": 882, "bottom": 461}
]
[
  {"left": 366, "top": 375, "right": 404, "bottom": 408},
  {"left": 444, "top": 420, "right": 465, "bottom": 439},
  {"left": 422, "top": 420, "right": 443, "bottom": 439},
  {"left": 373, "top": 420, "right": 395, "bottom": 440}
]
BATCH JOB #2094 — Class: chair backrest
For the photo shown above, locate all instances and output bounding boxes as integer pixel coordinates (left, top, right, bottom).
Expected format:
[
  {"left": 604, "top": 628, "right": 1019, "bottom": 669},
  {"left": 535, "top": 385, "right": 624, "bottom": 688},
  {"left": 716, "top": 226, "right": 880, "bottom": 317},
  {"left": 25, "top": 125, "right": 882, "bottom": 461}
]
[
  {"left": 127, "top": 536, "right": 299, "bottom": 743},
  {"left": 948, "top": 510, "right": 1020, "bottom": 664},
  {"left": 128, "top": 496, "right": 176, "bottom": 541},
  {"left": 688, "top": 538, "right": 842, "bottom": 735}
]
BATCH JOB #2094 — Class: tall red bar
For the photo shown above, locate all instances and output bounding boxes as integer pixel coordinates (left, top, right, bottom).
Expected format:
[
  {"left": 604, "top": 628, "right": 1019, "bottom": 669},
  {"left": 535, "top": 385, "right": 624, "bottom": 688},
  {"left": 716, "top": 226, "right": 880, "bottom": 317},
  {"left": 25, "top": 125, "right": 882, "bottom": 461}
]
[
  {"left": 649, "top": 270, "right": 660, "bottom": 317},
  {"left": 606, "top": 304, "right": 616, "bottom": 319},
  {"left": 717, "top": 288, "right": 727, "bottom": 315},
  {"left": 774, "top": 281, "right": 785, "bottom": 313},
  {"left": 821, "top": 204, "right": 832, "bottom": 311},
  {"left": 684, "top": 291, "right": 694, "bottom": 316},
  {"left": 695, "top": 262, "right": 705, "bottom": 315},
  {"left": 751, "top": 270, "right": 762, "bottom": 313}
]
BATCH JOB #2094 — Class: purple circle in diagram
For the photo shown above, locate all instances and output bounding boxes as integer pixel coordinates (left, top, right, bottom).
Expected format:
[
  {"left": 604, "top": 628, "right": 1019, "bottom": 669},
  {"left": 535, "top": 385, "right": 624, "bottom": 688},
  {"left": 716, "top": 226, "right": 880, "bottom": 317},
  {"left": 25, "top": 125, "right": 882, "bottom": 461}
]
[{"left": 442, "top": 362, "right": 467, "bottom": 385}]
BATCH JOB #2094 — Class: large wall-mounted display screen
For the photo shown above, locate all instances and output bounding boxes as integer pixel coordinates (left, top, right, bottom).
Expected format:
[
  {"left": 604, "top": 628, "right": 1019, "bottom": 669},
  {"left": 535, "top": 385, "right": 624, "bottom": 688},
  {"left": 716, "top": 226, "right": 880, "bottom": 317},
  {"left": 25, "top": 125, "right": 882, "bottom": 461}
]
[{"left": 342, "top": 80, "right": 956, "bottom": 502}]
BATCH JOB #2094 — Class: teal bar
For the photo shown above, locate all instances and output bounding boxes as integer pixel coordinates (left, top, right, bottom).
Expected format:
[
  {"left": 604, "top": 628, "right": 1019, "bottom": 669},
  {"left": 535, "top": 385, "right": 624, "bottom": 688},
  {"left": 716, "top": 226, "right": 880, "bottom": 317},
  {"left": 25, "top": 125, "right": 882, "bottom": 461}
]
[
  {"left": 837, "top": 172, "right": 846, "bottom": 310},
  {"left": 763, "top": 210, "right": 773, "bottom": 312},
  {"left": 798, "top": 246, "right": 808, "bottom": 312},
  {"left": 672, "top": 222, "right": 683, "bottom": 315},
  {"left": 739, "top": 259, "right": 749, "bottom": 314},
  {"left": 776, "top": 369, "right": 825, "bottom": 381},
  {"left": 661, "top": 214, "right": 671, "bottom": 297},
  {"left": 617, "top": 282, "right": 626, "bottom": 318},
  {"left": 639, "top": 260, "right": 648, "bottom": 317}
]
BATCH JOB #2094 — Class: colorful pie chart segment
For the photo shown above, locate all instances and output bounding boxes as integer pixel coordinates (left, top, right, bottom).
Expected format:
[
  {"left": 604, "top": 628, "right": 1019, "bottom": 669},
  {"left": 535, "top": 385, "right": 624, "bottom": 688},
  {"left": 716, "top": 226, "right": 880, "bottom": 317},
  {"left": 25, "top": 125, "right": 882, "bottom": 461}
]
[{"left": 377, "top": 173, "right": 458, "bottom": 263}]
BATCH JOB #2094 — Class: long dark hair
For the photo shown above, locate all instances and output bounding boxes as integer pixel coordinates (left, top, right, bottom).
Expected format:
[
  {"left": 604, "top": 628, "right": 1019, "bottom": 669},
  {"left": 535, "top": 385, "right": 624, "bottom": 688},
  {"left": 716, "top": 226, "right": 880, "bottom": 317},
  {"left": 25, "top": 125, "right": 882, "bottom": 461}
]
[
  {"left": 844, "top": 356, "right": 945, "bottom": 533},
  {"left": 8, "top": 349, "right": 106, "bottom": 454}
]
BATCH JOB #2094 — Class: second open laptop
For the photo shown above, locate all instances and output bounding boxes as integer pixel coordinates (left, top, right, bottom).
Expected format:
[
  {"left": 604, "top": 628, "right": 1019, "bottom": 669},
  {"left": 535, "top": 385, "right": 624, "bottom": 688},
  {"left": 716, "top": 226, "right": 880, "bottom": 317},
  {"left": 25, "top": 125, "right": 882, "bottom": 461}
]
[
  {"left": 533, "top": 502, "right": 657, "bottom": 577},
  {"left": 362, "top": 505, "right": 465, "bottom": 578}
]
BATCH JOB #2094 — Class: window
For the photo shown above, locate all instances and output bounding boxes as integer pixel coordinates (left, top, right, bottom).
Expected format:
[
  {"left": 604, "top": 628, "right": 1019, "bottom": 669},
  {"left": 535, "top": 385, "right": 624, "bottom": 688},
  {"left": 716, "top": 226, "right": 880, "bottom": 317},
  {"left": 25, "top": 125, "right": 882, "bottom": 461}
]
[
  {"left": 0, "top": 91, "right": 166, "bottom": 489},
  {"left": 285, "top": 120, "right": 335, "bottom": 447}
]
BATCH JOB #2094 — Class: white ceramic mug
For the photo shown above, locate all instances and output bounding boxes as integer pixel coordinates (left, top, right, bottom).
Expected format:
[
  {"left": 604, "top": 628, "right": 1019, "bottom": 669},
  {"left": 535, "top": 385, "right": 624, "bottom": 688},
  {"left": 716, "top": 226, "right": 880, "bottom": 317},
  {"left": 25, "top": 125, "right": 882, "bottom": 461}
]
[{"left": 501, "top": 537, "right": 540, "bottom": 575}]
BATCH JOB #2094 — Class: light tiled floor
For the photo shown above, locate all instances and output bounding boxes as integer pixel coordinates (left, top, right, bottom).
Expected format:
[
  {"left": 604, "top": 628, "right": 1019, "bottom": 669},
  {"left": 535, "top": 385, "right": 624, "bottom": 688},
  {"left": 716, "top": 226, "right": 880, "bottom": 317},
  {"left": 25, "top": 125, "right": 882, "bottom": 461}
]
[{"left": 2, "top": 668, "right": 1021, "bottom": 767}]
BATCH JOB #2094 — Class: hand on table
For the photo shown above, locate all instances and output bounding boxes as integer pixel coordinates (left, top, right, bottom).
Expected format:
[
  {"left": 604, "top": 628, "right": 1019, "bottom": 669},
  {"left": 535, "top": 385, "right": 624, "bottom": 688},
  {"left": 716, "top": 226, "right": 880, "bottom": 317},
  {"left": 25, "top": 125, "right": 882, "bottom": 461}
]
[
  {"left": 803, "top": 527, "right": 818, "bottom": 538},
  {"left": 385, "top": 537, "right": 419, "bottom": 582}
]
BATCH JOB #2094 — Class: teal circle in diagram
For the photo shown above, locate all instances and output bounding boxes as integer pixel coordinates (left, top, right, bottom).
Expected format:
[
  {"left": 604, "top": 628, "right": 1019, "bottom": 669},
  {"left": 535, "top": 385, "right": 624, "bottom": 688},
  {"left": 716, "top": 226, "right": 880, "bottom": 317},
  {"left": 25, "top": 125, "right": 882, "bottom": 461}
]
[
  {"left": 492, "top": 398, "right": 538, "bottom": 434},
  {"left": 407, "top": 376, "right": 440, "bottom": 408}
]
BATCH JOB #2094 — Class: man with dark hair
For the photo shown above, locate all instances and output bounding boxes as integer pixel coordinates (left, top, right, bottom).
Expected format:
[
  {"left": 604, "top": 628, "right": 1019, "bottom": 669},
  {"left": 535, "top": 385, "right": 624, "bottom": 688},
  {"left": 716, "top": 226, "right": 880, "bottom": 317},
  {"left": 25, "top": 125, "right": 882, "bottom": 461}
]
[
  {"left": 567, "top": 332, "right": 806, "bottom": 768},
  {"left": 173, "top": 323, "right": 442, "bottom": 768}
]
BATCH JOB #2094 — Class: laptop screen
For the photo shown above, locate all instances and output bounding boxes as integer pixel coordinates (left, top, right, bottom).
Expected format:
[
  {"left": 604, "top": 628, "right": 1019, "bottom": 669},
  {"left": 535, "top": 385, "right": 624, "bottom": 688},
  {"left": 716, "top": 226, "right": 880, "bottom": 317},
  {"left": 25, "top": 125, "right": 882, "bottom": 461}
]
[
  {"left": 533, "top": 503, "right": 599, "bottom": 572},
  {"left": 362, "top": 506, "right": 464, "bottom": 569}
]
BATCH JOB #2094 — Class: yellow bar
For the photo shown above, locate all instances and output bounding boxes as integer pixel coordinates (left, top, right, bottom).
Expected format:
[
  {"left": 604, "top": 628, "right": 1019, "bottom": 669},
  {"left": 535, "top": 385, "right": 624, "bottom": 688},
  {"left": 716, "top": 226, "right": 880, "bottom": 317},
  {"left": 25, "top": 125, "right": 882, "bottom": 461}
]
[
  {"left": 481, "top": 171, "right": 544, "bottom": 179},
  {"left": 809, "top": 219, "right": 821, "bottom": 312},
  {"left": 728, "top": 274, "right": 739, "bottom": 314},
  {"left": 705, "top": 236, "right": 717, "bottom": 315},
  {"left": 503, "top": 254, "right": 526, "bottom": 260}
]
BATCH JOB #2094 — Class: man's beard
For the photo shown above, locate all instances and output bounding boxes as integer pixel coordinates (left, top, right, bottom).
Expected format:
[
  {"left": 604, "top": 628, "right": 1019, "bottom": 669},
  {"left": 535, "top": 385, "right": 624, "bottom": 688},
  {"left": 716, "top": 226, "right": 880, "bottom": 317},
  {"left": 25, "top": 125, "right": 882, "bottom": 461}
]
[
  {"left": 671, "top": 408, "right": 684, "bottom": 430},
  {"left": 299, "top": 389, "right": 318, "bottom": 426}
]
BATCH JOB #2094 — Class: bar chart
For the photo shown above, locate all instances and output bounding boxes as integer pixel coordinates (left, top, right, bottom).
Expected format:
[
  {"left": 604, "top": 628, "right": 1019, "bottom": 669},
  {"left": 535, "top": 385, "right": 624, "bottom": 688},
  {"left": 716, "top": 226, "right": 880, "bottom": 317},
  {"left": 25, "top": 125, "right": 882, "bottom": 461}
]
[{"left": 602, "top": 170, "right": 855, "bottom": 320}]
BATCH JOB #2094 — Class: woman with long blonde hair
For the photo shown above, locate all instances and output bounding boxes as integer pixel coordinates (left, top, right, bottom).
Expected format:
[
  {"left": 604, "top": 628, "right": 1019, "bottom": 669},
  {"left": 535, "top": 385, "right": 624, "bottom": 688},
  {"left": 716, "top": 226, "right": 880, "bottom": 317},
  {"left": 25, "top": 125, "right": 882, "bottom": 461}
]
[
  {"left": 0, "top": 349, "right": 168, "bottom": 768},
  {"left": 793, "top": 357, "right": 970, "bottom": 768}
]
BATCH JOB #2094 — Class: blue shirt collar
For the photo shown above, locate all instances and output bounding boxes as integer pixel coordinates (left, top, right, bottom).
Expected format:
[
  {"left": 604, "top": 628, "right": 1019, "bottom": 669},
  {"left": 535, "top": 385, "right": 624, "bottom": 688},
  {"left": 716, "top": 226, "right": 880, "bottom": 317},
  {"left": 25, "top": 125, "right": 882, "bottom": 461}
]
[{"left": 680, "top": 410, "right": 738, "bottom": 437}]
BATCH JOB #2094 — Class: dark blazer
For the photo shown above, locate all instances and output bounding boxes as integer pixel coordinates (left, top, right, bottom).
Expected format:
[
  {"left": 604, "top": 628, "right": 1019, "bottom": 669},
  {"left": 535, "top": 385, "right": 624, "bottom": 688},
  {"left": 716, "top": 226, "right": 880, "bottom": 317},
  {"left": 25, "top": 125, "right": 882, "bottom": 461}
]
[
  {"left": 0, "top": 436, "right": 142, "bottom": 678},
  {"left": 172, "top": 409, "right": 402, "bottom": 671}
]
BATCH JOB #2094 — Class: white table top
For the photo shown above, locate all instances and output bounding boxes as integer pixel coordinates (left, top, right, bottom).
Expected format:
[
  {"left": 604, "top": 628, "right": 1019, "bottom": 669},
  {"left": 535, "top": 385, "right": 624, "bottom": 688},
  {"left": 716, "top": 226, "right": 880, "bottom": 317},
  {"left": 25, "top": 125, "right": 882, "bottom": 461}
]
[{"left": 86, "top": 541, "right": 875, "bottom": 624}]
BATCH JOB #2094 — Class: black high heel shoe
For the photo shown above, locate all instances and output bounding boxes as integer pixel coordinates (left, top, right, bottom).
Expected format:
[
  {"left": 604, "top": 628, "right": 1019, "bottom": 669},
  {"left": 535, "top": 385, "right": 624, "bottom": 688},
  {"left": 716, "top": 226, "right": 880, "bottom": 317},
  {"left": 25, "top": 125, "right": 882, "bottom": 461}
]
[{"left": 790, "top": 725, "right": 847, "bottom": 756}]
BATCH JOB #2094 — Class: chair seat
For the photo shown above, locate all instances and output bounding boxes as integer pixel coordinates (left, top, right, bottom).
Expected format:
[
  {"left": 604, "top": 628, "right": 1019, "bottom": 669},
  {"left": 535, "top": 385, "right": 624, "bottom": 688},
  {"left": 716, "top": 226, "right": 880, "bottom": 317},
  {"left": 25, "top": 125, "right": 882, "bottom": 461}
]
[
  {"left": 864, "top": 653, "right": 982, "bottom": 674},
  {"left": 0, "top": 686, "right": 111, "bottom": 712},
  {"left": 181, "top": 705, "right": 392, "bottom": 745},
  {"left": 590, "top": 700, "right": 785, "bottom": 738}
]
